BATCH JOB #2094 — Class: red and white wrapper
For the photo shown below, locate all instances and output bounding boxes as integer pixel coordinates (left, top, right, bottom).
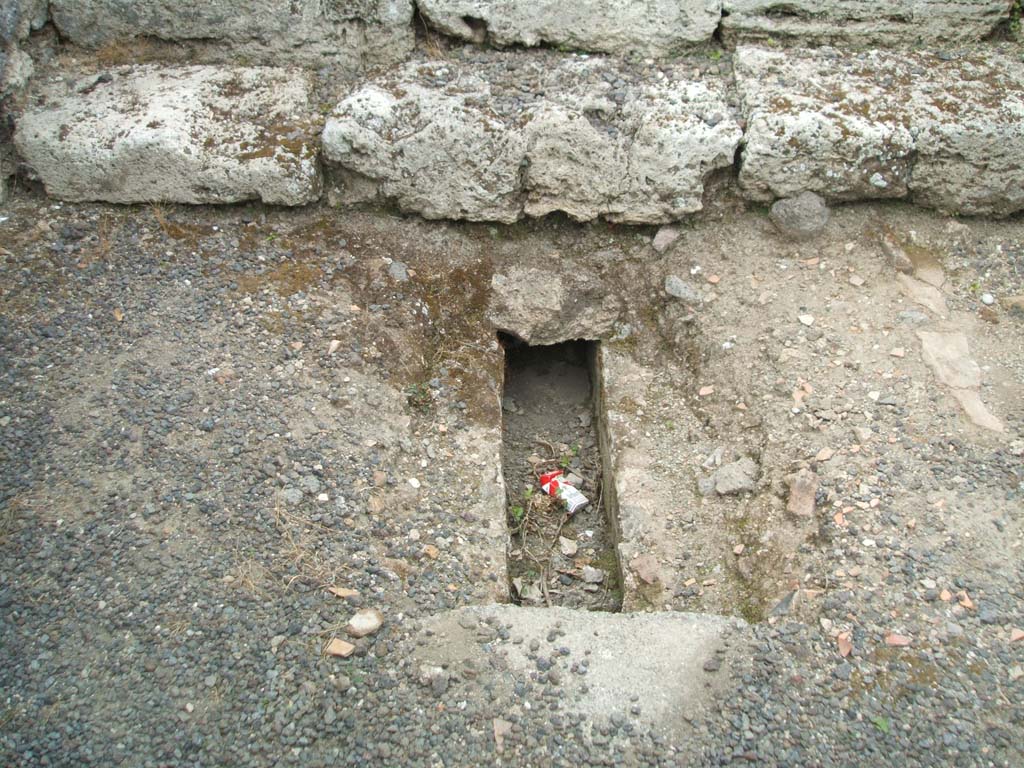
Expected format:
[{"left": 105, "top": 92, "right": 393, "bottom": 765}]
[{"left": 539, "top": 470, "right": 589, "bottom": 514}]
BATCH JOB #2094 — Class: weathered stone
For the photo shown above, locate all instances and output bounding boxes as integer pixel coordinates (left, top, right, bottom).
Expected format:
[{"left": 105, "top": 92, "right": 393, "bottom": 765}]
[
  {"left": 721, "top": 0, "right": 1009, "bottom": 45},
  {"left": 15, "top": 65, "right": 322, "bottom": 205},
  {"left": 487, "top": 266, "right": 622, "bottom": 345},
  {"left": 713, "top": 458, "right": 758, "bottom": 496},
  {"left": 918, "top": 330, "right": 1003, "bottom": 432},
  {"left": 918, "top": 331, "right": 980, "bottom": 390},
  {"left": 1, "top": 0, "right": 46, "bottom": 44},
  {"left": 664, "top": 275, "right": 703, "bottom": 304},
  {"left": 0, "top": 43, "right": 31, "bottom": 97},
  {"left": 323, "top": 59, "right": 741, "bottom": 224},
  {"left": 49, "top": 0, "right": 414, "bottom": 70},
  {"left": 346, "top": 607, "right": 384, "bottom": 638},
  {"left": 323, "top": 66, "right": 525, "bottom": 223},
  {"left": 897, "top": 274, "right": 948, "bottom": 317},
  {"left": 418, "top": 0, "right": 721, "bottom": 56},
  {"left": 769, "top": 191, "right": 829, "bottom": 240},
  {"left": 736, "top": 46, "right": 1024, "bottom": 217},
  {"left": 1, "top": 0, "right": 43, "bottom": 99},
  {"left": 786, "top": 469, "right": 819, "bottom": 517},
  {"left": 652, "top": 226, "right": 681, "bottom": 253}
]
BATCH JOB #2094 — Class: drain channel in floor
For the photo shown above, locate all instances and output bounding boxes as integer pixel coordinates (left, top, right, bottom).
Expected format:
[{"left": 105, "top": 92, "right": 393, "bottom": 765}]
[{"left": 499, "top": 334, "right": 622, "bottom": 612}]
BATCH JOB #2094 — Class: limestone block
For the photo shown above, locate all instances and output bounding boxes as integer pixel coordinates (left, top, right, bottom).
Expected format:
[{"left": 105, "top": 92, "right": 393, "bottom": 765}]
[
  {"left": 49, "top": 0, "right": 414, "bottom": 70},
  {"left": 418, "top": 0, "right": 721, "bottom": 55},
  {"left": 735, "top": 46, "right": 1024, "bottom": 216},
  {"left": 323, "top": 59, "right": 741, "bottom": 224},
  {"left": 15, "top": 65, "right": 322, "bottom": 205},
  {"left": 721, "top": 0, "right": 1009, "bottom": 45}
]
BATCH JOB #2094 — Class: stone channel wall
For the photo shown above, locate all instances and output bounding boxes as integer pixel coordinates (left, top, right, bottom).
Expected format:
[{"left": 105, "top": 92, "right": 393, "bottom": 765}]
[{"left": 1, "top": 0, "right": 1021, "bottom": 213}]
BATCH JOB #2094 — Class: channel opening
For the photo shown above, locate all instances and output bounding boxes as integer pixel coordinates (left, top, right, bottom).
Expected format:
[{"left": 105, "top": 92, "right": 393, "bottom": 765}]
[{"left": 498, "top": 333, "right": 622, "bottom": 612}]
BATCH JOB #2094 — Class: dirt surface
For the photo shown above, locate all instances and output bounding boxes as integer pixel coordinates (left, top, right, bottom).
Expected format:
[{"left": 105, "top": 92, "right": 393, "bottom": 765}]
[
  {"left": 0, "top": 186, "right": 1022, "bottom": 766},
  {"left": 501, "top": 338, "right": 621, "bottom": 611}
]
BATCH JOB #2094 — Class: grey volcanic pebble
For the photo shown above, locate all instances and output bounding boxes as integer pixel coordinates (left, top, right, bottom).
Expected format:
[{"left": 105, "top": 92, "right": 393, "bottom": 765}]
[{"left": 770, "top": 191, "right": 830, "bottom": 240}]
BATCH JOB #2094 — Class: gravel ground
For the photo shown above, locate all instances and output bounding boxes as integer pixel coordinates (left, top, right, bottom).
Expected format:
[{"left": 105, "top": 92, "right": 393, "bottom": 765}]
[{"left": 0, "top": 190, "right": 1022, "bottom": 767}]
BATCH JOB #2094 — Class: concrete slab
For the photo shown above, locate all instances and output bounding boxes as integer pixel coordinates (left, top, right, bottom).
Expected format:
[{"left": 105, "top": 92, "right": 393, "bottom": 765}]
[{"left": 413, "top": 604, "right": 748, "bottom": 737}]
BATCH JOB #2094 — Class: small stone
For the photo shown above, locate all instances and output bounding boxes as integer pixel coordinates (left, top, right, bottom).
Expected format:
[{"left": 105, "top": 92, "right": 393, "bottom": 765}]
[
  {"left": 664, "top": 275, "right": 703, "bottom": 303},
  {"left": 769, "top": 191, "right": 830, "bottom": 240},
  {"left": 630, "top": 553, "right": 660, "bottom": 585},
  {"left": 408, "top": 477, "right": 421, "bottom": 489},
  {"left": 328, "top": 339, "right": 342, "bottom": 355},
  {"left": 980, "top": 292, "right": 994, "bottom": 305},
  {"left": 786, "top": 469, "right": 819, "bottom": 517},
  {"left": 328, "top": 586, "right": 360, "bottom": 599},
  {"left": 582, "top": 566, "right": 605, "bottom": 584},
  {"left": 890, "top": 347, "right": 905, "bottom": 358},
  {"left": 333, "top": 674, "right": 352, "bottom": 691},
  {"left": 815, "top": 447, "right": 834, "bottom": 462},
  {"left": 346, "top": 608, "right": 384, "bottom": 638},
  {"left": 849, "top": 275, "right": 865, "bottom": 287},
  {"left": 493, "top": 718, "right": 513, "bottom": 753},
  {"left": 712, "top": 458, "right": 759, "bottom": 495},
  {"left": 798, "top": 314, "right": 815, "bottom": 327},
  {"left": 703, "top": 657, "right": 721, "bottom": 672},
  {"left": 1010, "top": 628, "right": 1024, "bottom": 643},
  {"left": 652, "top": 226, "right": 680, "bottom": 253},
  {"left": 698, "top": 385, "right": 715, "bottom": 397},
  {"left": 559, "top": 537, "right": 578, "bottom": 557},
  {"left": 326, "top": 638, "right": 355, "bottom": 658},
  {"left": 420, "top": 666, "right": 449, "bottom": 696},
  {"left": 388, "top": 261, "right": 409, "bottom": 282}
]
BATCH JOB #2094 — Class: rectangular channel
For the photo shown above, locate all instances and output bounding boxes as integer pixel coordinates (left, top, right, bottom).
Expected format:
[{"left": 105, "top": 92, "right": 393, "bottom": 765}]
[{"left": 499, "top": 335, "right": 622, "bottom": 612}]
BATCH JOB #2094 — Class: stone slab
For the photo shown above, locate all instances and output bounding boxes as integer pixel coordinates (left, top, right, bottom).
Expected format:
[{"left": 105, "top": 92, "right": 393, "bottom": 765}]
[
  {"left": 323, "top": 59, "right": 741, "bottom": 224},
  {"left": 596, "top": 345, "right": 708, "bottom": 612},
  {"left": 413, "top": 604, "right": 748, "bottom": 737},
  {"left": 49, "top": 0, "right": 414, "bottom": 70},
  {"left": 735, "top": 46, "right": 1024, "bottom": 217},
  {"left": 417, "top": 0, "right": 721, "bottom": 56},
  {"left": 721, "top": 0, "right": 1009, "bottom": 45},
  {"left": 15, "top": 65, "right": 322, "bottom": 205}
]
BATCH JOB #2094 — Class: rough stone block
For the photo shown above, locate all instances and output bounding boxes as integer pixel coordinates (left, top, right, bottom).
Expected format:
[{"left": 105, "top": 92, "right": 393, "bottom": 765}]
[
  {"left": 735, "top": 46, "right": 1024, "bottom": 217},
  {"left": 323, "top": 59, "right": 741, "bottom": 224},
  {"left": 418, "top": 0, "right": 721, "bottom": 56},
  {"left": 15, "top": 65, "right": 322, "bottom": 205},
  {"left": 49, "top": 0, "right": 414, "bottom": 70},
  {"left": 721, "top": 0, "right": 1009, "bottom": 45}
]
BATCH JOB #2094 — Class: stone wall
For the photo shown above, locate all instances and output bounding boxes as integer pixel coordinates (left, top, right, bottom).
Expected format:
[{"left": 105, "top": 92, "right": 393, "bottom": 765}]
[{"left": 0, "top": 0, "right": 1021, "bottom": 213}]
